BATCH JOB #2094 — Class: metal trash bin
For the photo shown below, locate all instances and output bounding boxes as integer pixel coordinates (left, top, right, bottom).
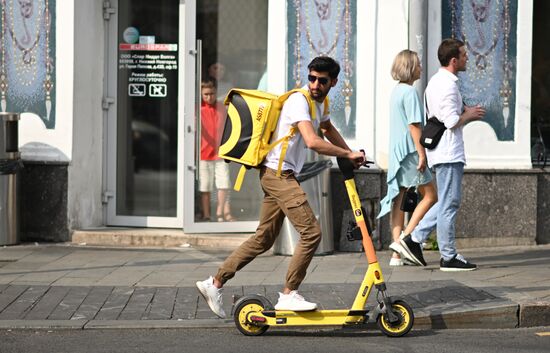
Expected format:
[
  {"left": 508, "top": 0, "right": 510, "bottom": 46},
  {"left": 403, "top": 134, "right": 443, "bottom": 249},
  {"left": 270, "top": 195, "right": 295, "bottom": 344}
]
[
  {"left": 273, "top": 159, "right": 334, "bottom": 255},
  {"left": 0, "top": 113, "right": 21, "bottom": 246}
]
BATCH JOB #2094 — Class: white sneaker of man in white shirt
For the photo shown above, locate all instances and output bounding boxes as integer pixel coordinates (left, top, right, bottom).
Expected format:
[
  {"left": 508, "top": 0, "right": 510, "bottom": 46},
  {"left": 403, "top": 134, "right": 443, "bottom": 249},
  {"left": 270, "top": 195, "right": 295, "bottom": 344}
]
[
  {"left": 196, "top": 276, "right": 226, "bottom": 319},
  {"left": 274, "top": 291, "right": 317, "bottom": 311}
]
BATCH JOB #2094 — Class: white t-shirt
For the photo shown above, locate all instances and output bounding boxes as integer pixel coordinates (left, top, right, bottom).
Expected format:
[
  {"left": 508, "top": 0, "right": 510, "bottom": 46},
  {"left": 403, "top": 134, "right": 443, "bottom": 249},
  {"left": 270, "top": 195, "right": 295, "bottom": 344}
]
[
  {"left": 263, "top": 88, "right": 330, "bottom": 173},
  {"left": 425, "top": 68, "right": 465, "bottom": 167}
]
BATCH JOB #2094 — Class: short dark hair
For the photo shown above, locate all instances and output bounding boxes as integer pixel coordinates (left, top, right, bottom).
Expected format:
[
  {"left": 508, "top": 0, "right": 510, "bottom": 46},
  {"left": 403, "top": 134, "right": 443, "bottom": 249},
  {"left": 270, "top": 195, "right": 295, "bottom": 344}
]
[
  {"left": 201, "top": 77, "right": 217, "bottom": 90},
  {"left": 307, "top": 56, "right": 341, "bottom": 79},
  {"left": 438, "top": 38, "right": 465, "bottom": 66}
]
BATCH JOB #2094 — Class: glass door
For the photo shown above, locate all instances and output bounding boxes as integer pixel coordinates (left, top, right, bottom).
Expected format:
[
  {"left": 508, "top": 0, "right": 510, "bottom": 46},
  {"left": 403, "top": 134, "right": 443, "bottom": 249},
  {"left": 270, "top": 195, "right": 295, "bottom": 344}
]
[
  {"left": 183, "top": 0, "right": 269, "bottom": 232},
  {"left": 106, "top": 0, "right": 184, "bottom": 227}
]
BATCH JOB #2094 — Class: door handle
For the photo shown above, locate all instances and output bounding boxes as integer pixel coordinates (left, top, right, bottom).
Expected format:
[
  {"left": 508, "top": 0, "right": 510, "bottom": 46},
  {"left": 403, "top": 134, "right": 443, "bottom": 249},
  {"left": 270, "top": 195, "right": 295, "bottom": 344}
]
[{"left": 193, "top": 39, "right": 202, "bottom": 181}]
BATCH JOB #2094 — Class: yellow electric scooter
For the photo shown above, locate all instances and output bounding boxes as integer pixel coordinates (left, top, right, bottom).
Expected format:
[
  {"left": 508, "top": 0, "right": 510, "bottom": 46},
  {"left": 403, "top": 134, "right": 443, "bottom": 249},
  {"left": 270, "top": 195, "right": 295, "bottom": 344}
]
[{"left": 231, "top": 156, "right": 414, "bottom": 337}]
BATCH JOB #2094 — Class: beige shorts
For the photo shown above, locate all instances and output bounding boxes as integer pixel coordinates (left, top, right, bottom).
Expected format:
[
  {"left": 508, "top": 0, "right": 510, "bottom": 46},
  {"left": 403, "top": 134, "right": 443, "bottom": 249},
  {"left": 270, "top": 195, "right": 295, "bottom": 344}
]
[{"left": 199, "top": 160, "right": 231, "bottom": 192}]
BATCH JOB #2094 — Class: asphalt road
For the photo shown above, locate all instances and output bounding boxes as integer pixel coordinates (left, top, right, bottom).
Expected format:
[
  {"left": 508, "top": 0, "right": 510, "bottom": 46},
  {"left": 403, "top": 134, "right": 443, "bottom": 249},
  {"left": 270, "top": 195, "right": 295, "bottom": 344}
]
[{"left": 0, "top": 327, "right": 549, "bottom": 353}]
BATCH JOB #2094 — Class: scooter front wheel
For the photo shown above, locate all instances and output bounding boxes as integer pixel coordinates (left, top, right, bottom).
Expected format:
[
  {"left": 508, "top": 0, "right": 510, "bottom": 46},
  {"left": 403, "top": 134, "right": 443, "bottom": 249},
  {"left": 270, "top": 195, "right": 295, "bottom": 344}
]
[
  {"left": 377, "top": 299, "right": 414, "bottom": 337},
  {"left": 234, "top": 298, "right": 269, "bottom": 336}
]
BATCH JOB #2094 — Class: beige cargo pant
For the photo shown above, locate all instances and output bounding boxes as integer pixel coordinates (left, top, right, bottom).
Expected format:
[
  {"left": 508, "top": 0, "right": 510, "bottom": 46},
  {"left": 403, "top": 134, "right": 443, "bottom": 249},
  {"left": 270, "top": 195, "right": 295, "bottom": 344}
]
[{"left": 215, "top": 167, "right": 322, "bottom": 290}]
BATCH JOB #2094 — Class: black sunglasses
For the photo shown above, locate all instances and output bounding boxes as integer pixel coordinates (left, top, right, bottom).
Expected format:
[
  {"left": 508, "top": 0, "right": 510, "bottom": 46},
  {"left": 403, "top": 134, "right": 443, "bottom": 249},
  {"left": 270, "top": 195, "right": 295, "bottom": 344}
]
[{"left": 307, "top": 74, "right": 329, "bottom": 85}]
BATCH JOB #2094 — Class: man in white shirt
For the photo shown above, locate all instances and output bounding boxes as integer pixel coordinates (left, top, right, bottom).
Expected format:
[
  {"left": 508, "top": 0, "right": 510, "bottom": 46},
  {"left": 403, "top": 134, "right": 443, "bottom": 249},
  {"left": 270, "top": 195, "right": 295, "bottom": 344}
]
[
  {"left": 392, "top": 39, "right": 485, "bottom": 271},
  {"left": 196, "top": 57, "right": 366, "bottom": 318}
]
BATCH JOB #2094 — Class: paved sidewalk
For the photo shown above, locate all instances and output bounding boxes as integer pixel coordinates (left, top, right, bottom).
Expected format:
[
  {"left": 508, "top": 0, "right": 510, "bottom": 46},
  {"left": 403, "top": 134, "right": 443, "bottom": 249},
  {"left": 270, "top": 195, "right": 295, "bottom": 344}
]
[{"left": 0, "top": 243, "right": 549, "bottom": 330}]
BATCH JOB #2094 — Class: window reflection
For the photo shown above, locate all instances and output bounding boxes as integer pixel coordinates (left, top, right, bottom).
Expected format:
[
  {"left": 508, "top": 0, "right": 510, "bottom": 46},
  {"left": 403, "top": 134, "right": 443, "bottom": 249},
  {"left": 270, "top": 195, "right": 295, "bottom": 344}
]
[{"left": 195, "top": 0, "right": 268, "bottom": 223}]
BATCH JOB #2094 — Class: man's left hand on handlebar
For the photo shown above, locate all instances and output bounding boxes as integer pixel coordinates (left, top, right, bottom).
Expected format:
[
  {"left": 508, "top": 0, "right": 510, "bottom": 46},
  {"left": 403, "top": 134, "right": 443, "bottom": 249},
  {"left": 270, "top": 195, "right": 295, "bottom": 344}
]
[{"left": 348, "top": 150, "right": 366, "bottom": 169}]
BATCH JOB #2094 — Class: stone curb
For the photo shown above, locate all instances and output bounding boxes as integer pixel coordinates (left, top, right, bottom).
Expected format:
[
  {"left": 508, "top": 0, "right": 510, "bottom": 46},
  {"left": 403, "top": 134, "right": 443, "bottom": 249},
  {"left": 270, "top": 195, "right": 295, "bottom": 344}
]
[
  {"left": 0, "top": 319, "right": 233, "bottom": 331},
  {"left": 519, "top": 301, "right": 550, "bottom": 328},
  {"left": 71, "top": 229, "right": 249, "bottom": 249},
  {"left": 84, "top": 319, "right": 233, "bottom": 330},
  {"left": 413, "top": 304, "right": 519, "bottom": 330},
  {"left": 2, "top": 302, "right": 547, "bottom": 331},
  {"left": 0, "top": 320, "right": 87, "bottom": 330}
]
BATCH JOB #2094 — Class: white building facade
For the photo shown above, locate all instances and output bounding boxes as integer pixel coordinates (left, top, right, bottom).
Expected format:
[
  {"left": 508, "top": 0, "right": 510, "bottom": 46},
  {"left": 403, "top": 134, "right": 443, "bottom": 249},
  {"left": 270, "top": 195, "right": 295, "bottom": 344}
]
[{"left": 5, "top": 0, "right": 548, "bottom": 246}]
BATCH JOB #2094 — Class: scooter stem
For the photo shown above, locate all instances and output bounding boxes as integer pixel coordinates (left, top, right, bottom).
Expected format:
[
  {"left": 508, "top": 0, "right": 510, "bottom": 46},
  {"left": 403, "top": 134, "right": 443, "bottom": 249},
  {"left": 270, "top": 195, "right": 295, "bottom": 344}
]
[{"left": 337, "top": 157, "right": 378, "bottom": 264}]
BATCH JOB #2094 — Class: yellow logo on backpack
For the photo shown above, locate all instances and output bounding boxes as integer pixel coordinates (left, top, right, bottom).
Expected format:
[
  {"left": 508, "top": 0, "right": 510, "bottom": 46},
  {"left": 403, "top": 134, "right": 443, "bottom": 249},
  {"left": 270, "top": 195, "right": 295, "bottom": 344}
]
[{"left": 218, "top": 88, "right": 328, "bottom": 191}]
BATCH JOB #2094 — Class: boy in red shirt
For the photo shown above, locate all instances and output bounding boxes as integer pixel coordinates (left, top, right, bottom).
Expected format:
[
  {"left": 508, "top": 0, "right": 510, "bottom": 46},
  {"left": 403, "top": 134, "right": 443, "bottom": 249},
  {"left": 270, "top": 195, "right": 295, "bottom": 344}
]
[{"left": 199, "top": 78, "right": 235, "bottom": 222}]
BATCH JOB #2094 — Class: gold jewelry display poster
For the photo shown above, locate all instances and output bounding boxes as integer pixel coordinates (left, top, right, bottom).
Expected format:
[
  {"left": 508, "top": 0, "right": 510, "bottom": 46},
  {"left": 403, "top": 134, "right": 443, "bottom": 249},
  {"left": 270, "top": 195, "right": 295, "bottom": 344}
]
[
  {"left": 287, "top": 0, "right": 356, "bottom": 138},
  {"left": 443, "top": 0, "right": 517, "bottom": 141},
  {"left": 0, "top": 0, "right": 55, "bottom": 129}
]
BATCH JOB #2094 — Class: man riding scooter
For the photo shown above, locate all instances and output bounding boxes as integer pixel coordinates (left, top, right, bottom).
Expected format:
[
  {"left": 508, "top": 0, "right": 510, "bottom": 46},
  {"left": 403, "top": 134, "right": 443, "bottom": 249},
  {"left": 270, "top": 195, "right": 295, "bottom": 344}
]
[{"left": 196, "top": 56, "right": 365, "bottom": 318}]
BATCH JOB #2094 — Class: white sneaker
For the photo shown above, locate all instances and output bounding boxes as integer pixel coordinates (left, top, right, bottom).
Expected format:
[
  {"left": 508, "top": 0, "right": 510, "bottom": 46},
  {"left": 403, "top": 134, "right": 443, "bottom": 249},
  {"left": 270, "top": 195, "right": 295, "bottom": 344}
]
[
  {"left": 389, "top": 257, "right": 404, "bottom": 266},
  {"left": 389, "top": 241, "right": 402, "bottom": 255},
  {"left": 403, "top": 257, "right": 418, "bottom": 266},
  {"left": 196, "top": 276, "right": 226, "bottom": 318},
  {"left": 274, "top": 291, "right": 317, "bottom": 311}
]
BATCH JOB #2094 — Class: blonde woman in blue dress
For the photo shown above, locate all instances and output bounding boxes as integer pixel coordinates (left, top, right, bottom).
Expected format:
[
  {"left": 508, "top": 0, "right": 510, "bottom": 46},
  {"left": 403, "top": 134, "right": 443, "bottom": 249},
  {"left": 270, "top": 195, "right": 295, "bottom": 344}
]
[{"left": 378, "top": 50, "right": 438, "bottom": 266}]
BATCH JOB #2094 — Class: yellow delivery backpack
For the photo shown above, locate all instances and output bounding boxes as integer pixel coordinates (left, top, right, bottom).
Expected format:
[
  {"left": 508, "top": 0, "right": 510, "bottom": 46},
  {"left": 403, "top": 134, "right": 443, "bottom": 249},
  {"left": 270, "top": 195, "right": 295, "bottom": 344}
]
[{"left": 219, "top": 88, "right": 329, "bottom": 191}]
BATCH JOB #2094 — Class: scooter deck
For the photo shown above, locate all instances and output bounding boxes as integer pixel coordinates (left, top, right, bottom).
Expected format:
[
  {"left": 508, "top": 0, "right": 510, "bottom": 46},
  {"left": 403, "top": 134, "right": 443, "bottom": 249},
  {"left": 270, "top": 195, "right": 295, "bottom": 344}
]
[{"left": 259, "top": 309, "right": 369, "bottom": 326}]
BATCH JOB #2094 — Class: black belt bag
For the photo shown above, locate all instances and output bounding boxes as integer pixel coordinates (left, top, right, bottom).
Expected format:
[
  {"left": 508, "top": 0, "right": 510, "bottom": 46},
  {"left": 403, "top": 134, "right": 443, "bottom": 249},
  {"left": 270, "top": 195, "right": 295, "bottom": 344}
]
[
  {"left": 420, "top": 117, "right": 446, "bottom": 149},
  {"left": 420, "top": 92, "right": 447, "bottom": 149}
]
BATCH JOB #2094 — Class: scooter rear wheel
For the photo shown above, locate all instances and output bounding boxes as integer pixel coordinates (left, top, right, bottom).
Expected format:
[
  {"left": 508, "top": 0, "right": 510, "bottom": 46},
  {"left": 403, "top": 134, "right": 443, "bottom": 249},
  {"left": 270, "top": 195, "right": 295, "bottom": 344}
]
[
  {"left": 234, "top": 298, "right": 269, "bottom": 336},
  {"left": 377, "top": 299, "right": 414, "bottom": 337}
]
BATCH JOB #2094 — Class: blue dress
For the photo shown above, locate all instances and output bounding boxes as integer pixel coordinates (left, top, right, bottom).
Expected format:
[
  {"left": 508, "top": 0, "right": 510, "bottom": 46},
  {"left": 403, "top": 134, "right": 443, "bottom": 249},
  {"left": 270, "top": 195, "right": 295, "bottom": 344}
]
[{"left": 378, "top": 83, "right": 433, "bottom": 218}]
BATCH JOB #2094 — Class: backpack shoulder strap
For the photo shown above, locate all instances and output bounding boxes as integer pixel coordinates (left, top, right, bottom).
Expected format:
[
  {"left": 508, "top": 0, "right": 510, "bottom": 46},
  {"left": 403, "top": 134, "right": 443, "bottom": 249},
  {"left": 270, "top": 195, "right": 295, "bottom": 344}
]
[
  {"left": 274, "top": 125, "right": 298, "bottom": 176},
  {"left": 322, "top": 96, "right": 329, "bottom": 116},
  {"left": 276, "top": 88, "right": 330, "bottom": 120},
  {"left": 233, "top": 165, "right": 247, "bottom": 192},
  {"left": 272, "top": 88, "right": 329, "bottom": 177},
  {"left": 277, "top": 88, "right": 319, "bottom": 120}
]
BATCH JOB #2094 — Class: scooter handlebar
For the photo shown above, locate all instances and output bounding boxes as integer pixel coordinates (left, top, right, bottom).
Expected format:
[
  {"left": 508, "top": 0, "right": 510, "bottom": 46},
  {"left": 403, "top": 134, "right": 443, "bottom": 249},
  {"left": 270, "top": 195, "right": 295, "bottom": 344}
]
[
  {"left": 336, "top": 157, "right": 356, "bottom": 180},
  {"left": 337, "top": 149, "right": 374, "bottom": 179},
  {"left": 359, "top": 149, "right": 375, "bottom": 167}
]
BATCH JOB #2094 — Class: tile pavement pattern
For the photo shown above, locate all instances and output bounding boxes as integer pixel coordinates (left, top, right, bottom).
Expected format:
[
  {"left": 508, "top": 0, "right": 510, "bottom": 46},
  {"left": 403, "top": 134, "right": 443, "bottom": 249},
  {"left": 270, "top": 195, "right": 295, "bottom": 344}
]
[{"left": 0, "top": 281, "right": 499, "bottom": 321}]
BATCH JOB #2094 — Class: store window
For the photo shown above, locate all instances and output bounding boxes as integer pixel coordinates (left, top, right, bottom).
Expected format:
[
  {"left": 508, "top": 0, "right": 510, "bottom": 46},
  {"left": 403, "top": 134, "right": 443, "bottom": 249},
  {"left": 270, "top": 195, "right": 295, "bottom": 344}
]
[
  {"left": 116, "top": 0, "right": 179, "bottom": 217},
  {"left": 194, "top": 0, "right": 268, "bottom": 223}
]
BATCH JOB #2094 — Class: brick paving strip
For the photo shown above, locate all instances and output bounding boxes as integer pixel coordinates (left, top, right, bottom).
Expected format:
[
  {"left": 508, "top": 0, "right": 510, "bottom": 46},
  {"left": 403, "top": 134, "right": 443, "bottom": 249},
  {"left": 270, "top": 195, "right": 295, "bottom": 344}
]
[{"left": 0, "top": 280, "right": 518, "bottom": 330}]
